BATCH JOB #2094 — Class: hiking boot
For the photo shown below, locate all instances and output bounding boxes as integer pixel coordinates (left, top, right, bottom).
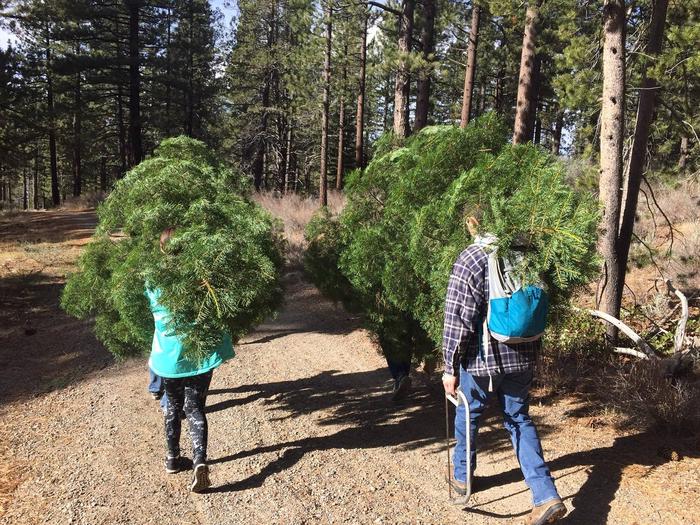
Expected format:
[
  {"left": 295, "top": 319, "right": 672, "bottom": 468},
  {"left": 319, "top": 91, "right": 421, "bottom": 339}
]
[
  {"left": 165, "top": 456, "right": 188, "bottom": 474},
  {"left": 524, "top": 498, "right": 566, "bottom": 525},
  {"left": 190, "top": 461, "right": 211, "bottom": 493},
  {"left": 391, "top": 375, "right": 412, "bottom": 403},
  {"left": 445, "top": 472, "right": 479, "bottom": 496}
]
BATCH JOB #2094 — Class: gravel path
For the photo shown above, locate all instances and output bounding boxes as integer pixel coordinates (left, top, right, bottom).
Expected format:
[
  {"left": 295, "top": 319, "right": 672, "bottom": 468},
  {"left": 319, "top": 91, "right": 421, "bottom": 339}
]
[{"left": 1, "top": 210, "right": 697, "bottom": 525}]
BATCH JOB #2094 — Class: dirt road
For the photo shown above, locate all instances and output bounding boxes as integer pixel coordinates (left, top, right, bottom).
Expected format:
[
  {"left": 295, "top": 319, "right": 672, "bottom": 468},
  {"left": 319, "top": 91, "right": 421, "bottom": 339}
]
[{"left": 1, "top": 210, "right": 698, "bottom": 524}]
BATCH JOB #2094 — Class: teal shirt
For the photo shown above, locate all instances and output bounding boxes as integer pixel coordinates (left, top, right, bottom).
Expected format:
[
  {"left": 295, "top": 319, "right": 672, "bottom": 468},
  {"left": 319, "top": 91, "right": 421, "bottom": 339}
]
[{"left": 146, "top": 288, "right": 234, "bottom": 378}]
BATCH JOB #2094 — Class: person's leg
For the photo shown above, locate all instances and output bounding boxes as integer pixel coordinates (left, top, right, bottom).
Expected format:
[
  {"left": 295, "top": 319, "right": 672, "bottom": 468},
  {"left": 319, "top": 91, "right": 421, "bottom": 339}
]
[
  {"left": 498, "top": 370, "right": 559, "bottom": 506},
  {"left": 162, "top": 378, "right": 185, "bottom": 462},
  {"left": 183, "top": 371, "right": 213, "bottom": 492},
  {"left": 183, "top": 371, "right": 213, "bottom": 465},
  {"left": 148, "top": 368, "right": 163, "bottom": 397},
  {"left": 453, "top": 368, "right": 491, "bottom": 483}
]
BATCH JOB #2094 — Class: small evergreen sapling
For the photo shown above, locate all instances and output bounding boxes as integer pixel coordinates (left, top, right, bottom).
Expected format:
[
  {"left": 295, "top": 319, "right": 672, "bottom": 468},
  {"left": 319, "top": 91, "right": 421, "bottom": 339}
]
[{"left": 62, "top": 137, "right": 285, "bottom": 361}]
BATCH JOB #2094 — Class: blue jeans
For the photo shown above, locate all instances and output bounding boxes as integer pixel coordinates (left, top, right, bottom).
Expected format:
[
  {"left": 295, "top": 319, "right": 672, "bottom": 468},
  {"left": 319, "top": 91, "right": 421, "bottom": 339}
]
[
  {"left": 148, "top": 368, "right": 168, "bottom": 411},
  {"left": 453, "top": 366, "right": 559, "bottom": 506}
]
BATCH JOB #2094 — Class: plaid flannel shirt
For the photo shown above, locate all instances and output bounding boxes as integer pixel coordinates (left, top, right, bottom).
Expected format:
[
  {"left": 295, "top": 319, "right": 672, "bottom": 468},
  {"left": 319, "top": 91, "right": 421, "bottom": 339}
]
[{"left": 442, "top": 244, "right": 540, "bottom": 377}]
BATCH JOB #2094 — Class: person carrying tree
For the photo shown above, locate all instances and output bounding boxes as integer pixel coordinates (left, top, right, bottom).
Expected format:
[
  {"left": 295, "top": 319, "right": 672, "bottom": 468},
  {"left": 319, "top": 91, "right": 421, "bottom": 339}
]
[
  {"left": 442, "top": 216, "right": 566, "bottom": 525},
  {"left": 147, "top": 227, "right": 234, "bottom": 493}
]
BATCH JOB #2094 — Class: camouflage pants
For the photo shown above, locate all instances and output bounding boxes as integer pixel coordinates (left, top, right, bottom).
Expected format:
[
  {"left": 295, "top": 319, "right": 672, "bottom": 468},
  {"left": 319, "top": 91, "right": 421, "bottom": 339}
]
[{"left": 163, "top": 371, "right": 213, "bottom": 463}]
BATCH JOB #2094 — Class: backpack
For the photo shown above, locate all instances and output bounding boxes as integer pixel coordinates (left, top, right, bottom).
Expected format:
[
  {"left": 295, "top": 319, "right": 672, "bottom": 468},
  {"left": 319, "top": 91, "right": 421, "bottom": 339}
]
[{"left": 473, "top": 235, "right": 548, "bottom": 345}]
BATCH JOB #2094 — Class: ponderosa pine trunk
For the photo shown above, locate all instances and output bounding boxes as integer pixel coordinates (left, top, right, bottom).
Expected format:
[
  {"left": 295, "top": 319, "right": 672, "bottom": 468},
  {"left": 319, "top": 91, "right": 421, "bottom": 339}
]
[
  {"left": 414, "top": 0, "right": 436, "bottom": 132},
  {"left": 46, "top": 29, "right": 59, "bottom": 207},
  {"left": 23, "top": 170, "right": 28, "bottom": 210},
  {"left": 186, "top": 0, "right": 194, "bottom": 136},
  {"left": 100, "top": 156, "right": 107, "bottom": 192},
  {"left": 73, "top": 45, "right": 82, "bottom": 198},
  {"left": 355, "top": 14, "right": 368, "bottom": 169},
  {"left": 165, "top": 5, "right": 172, "bottom": 136},
  {"left": 460, "top": 3, "right": 480, "bottom": 128},
  {"left": 393, "top": 0, "right": 415, "bottom": 140},
  {"left": 679, "top": 136, "right": 688, "bottom": 169},
  {"left": 336, "top": 43, "right": 347, "bottom": 189},
  {"left": 284, "top": 125, "right": 293, "bottom": 194},
  {"left": 33, "top": 144, "right": 40, "bottom": 209},
  {"left": 617, "top": 0, "right": 669, "bottom": 306},
  {"left": 115, "top": 17, "right": 127, "bottom": 177},
  {"left": 319, "top": 0, "right": 332, "bottom": 206},
  {"left": 551, "top": 109, "right": 563, "bottom": 155},
  {"left": 598, "top": 0, "right": 626, "bottom": 341},
  {"left": 512, "top": 0, "right": 542, "bottom": 144},
  {"left": 126, "top": 0, "right": 143, "bottom": 167}
]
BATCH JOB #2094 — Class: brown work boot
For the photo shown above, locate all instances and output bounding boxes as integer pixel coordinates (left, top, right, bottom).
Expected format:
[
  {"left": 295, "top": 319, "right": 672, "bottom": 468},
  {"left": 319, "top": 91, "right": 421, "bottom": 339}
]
[
  {"left": 445, "top": 472, "right": 479, "bottom": 496},
  {"left": 524, "top": 498, "right": 566, "bottom": 525}
]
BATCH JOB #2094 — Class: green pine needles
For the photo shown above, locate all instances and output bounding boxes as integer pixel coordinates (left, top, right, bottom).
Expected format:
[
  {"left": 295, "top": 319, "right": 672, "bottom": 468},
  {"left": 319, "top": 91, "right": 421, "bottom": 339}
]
[
  {"left": 62, "top": 136, "right": 285, "bottom": 362},
  {"left": 305, "top": 115, "right": 600, "bottom": 362}
]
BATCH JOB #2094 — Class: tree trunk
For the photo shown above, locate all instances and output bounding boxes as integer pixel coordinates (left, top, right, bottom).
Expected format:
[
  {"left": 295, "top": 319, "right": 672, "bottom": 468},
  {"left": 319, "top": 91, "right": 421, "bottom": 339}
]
[
  {"left": 525, "top": 53, "right": 542, "bottom": 140},
  {"left": 23, "top": 170, "right": 28, "bottom": 210},
  {"left": 46, "top": 29, "right": 59, "bottom": 207},
  {"left": 678, "top": 136, "right": 688, "bottom": 169},
  {"left": 284, "top": 124, "right": 293, "bottom": 194},
  {"left": 598, "top": 0, "right": 626, "bottom": 341},
  {"left": 127, "top": 0, "right": 143, "bottom": 167},
  {"left": 165, "top": 5, "right": 172, "bottom": 136},
  {"left": 115, "top": 17, "right": 127, "bottom": 177},
  {"left": 73, "top": 45, "right": 82, "bottom": 198},
  {"left": 100, "top": 156, "right": 107, "bottom": 192},
  {"left": 512, "top": 0, "right": 542, "bottom": 144},
  {"left": 355, "top": 14, "right": 368, "bottom": 169},
  {"left": 414, "top": 0, "right": 436, "bottom": 132},
  {"left": 252, "top": 80, "right": 269, "bottom": 190},
  {"left": 336, "top": 45, "right": 347, "bottom": 190},
  {"left": 319, "top": 0, "right": 332, "bottom": 206},
  {"left": 551, "top": 110, "right": 563, "bottom": 155},
  {"left": 460, "top": 3, "right": 481, "bottom": 128},
  {"left": 393, "top": 0, "right": 415, "bottom": 139},
  {"left": 383, "top": 71, "right": 391, "bottom": 132},
  {"left": 186, "top": 0, "right": 194, "bottom": 136},
  {"left": 33, "top": 144, "right": 40, "bottom": 209},
  {"left": 617, "top": 0, "right": 669, "bottom": 305}
]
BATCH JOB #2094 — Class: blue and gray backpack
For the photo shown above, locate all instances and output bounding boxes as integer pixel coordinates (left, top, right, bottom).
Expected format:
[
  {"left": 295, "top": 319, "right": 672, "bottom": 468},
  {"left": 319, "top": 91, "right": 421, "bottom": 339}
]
[{"left": 473, "top": 234, "right": 549, "bottom": 353}]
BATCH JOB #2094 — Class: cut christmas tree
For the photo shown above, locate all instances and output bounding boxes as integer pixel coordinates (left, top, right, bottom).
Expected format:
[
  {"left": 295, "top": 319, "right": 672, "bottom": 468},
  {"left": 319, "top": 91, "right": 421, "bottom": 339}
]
[
  {"left": 305, "top": 116, "right": 600, "bottom": 359},
  {"left": 62, "top": 136, "right": 285, "bottom": 361}
]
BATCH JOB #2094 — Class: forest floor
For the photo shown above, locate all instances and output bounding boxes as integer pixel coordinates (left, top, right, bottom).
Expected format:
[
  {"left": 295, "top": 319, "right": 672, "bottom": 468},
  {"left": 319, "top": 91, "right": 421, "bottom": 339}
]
[{"left": 1, "top": 209, "right": 699, "bottom": 525}]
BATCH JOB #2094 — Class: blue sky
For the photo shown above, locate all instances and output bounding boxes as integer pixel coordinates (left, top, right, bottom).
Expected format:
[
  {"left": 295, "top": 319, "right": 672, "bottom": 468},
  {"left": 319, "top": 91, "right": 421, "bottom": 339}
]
[{"left": 0, "top": 1, "right": 237, "bottom": 50}]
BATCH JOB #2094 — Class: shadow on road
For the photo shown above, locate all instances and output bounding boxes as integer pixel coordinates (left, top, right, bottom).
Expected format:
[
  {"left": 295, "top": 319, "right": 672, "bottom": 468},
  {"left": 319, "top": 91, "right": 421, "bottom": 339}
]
[{"left": 206, "top": 367, "right": 697, "bottom": 524}]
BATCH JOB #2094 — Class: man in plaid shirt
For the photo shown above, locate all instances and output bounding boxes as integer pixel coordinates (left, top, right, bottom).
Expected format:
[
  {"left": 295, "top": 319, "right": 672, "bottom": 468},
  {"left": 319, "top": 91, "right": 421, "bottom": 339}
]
[{"left": 442, "top": 217, "right": 566, "bottom": 525}]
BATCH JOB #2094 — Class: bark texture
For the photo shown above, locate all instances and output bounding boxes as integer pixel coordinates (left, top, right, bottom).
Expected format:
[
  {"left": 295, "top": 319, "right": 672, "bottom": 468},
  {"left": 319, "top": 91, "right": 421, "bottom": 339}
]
[
  {"left": 512, "top": 0, "right": 542, "bottom": 144},
  {"left": 460, "top": 3, "right": 480, "bottom": 128},
  {"left": 617, "top": 0, "right": 669, "bottom": 306},
  {"left": 354, "top": 14, "right": 368, "bottom": 169},
  {"left": 598, "top": 0, "right": 626, "bottom": 340},
  {"left": 126, "top": 1, "right": 143, "bottom": 167},
  {"left": 393, "top": 0, "right": 415, "bottom": 140},
  {"left": 414, "top": 0, "right": 436, "bottom": 132},
  {"left": 319, "top": 0, "right": 332, "bottom": 206}
]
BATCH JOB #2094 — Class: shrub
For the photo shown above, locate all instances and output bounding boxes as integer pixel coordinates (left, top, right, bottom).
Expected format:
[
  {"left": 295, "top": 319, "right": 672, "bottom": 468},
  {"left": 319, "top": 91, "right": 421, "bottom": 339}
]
[
  {"left": 62, "top": 136, "right": 285, "bottom": 361},
  {"left": 305, "top": 115, "right": 600, "bottom": 365}
]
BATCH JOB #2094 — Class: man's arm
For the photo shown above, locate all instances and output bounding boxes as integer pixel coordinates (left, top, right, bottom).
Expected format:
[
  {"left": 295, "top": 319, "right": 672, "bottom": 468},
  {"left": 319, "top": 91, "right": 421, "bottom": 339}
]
[{"left": 441, "top": 249, "right": 484, "bottom": 393}]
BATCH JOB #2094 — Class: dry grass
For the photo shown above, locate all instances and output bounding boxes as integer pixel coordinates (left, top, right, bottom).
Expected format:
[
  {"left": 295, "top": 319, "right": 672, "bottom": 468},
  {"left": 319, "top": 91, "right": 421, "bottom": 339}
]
[
  {"left": 628, "top": 179, "right": 700, "bottom": 299},
  {"left": 254, "top": 191, "right": 345, "bottom": 267},
  {"left": 58, "top": 191, "right": 106, "bottom": 210},
  {"left": 602, "top": 359, "right": 700, "bottom": 434}
]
